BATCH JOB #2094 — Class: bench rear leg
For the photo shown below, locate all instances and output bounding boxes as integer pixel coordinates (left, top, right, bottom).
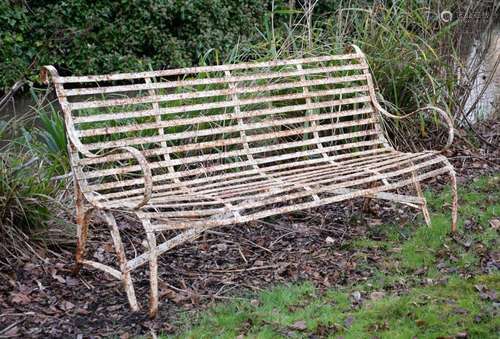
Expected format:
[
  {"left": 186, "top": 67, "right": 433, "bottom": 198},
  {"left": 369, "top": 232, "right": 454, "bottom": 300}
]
[
  {"left": 411, "top": 171, "right": 432, "bottom": 227},
  {"left": 362, "top": 181, "right": 378, "bottom": 213},
  {"left": 449, "top": 169, "right": 458, "bottom": 233},
  {"left": 103, "top": 211, "right": 140, "bottom": 311},
  {"left": 440, "top": 158, "right": 458, "bottom": 233}
]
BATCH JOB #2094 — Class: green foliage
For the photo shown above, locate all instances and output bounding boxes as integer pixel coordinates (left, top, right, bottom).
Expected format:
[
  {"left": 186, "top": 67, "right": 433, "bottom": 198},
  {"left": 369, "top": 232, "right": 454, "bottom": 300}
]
[
  {"left": 30, "top": 88, "right": 69, "bottom": 174},
  {"left": 2, "top": 0, "right": 460, "bottom": 118},
  {"left": 244, "top": 0, "right": 460, "bottom": 118},
  {"left": 169, "top": 276, "right": 499, "bottom": 338},
  {"left": 0, "top": 1, "right": 32, "bottom": 87},
  {"left": 400, "top": 175, "right": 499, "bottom": 270},
  {"left": 38, "top": 109, "right": 66, "bottom": 156},
  {"left": 0, "top": 112, "right": 69, "bottom": 257},
  {"left": 0, "top": 0, "right": 272, "bottom": 89},
  {"left": 0, "top": 148, "right": 54, "bottom": 233}
]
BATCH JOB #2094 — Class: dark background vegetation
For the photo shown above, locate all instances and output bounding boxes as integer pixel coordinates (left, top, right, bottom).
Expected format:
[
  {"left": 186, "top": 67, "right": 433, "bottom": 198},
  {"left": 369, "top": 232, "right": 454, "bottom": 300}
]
[
  {"left": 2, "top": 0, "right": 272, "bottom": 88},
  {"left": 0, "top": 0, "right": 468, "bottom": 88}
]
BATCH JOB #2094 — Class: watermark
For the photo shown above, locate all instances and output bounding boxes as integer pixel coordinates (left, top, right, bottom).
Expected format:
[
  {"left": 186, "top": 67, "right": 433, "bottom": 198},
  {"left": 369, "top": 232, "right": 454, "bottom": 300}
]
[
  {"left": 440, "top": 10, "right": 452, "bottom": 23},
  {"left": 438, "top": 0, "right": 496, "bottom": 36}
]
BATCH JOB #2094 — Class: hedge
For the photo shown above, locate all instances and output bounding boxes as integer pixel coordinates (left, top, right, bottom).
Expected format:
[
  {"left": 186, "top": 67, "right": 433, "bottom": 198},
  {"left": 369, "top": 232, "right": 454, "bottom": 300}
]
[{"left": 0, "top": 0, "right": 281, "bottom": 90}]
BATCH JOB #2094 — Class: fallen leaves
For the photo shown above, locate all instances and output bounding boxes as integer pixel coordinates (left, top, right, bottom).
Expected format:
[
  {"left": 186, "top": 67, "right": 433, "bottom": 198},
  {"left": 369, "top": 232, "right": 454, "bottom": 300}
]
[
  {"left": 351, "top": 291, "right": 362, "bottom": 303},
  {"left": 474, "top": 284, "right": 497, "bottom": 301},
  {"left": 9, "top": 292, "right": 31, "bottom": 305},
  {"left": 0, "top": 166, "right": 497, "bottom": 337},
  {"left": 489, "top": 218, "right": 499, "bottom": 230},
  {"left": 289, "top": 320, "right": 307, "bottom": 331},
  {"left": 325, "top": 236, "right": 335, "bottom": 244},
  {"left": 369, "top": 291, "right": 386, "bottom": 301},
  {"left": 59, "top": 300, "right": 75, "bottom": 312},
  {"left": 344, "top": 315, "right": 354, "bottom": 328},
  {"left": 415, "top": 319, "right": 426, "bottom": 327}
]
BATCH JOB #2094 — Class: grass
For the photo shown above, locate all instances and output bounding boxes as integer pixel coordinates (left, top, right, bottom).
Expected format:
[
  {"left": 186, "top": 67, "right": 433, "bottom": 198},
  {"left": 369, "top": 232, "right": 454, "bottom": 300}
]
[{"left": 164, "top": 174, "right": 499, "bottom": 338}]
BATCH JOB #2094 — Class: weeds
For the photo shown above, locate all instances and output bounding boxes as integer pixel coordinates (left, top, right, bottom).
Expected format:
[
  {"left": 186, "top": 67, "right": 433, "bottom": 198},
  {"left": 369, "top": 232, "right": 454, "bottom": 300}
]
[{"left": 223, "top": 1, "right": 466, "bottom": 152}]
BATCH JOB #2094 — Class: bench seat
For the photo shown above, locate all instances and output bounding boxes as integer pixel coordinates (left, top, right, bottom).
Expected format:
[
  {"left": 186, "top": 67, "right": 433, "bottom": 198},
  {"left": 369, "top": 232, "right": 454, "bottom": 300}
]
[{"left": 102, "top": 149, "right": 449, "bottom": 231}]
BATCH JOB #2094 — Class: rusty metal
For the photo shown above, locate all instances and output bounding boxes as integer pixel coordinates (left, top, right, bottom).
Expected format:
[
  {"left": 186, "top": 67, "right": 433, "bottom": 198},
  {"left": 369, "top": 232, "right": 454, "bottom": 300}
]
[
  {"left": 72, "top": 180, "right": 91, "bottom": 275},
  {"left": 42, "top": 45, "right": 458, "bottom": 317}
]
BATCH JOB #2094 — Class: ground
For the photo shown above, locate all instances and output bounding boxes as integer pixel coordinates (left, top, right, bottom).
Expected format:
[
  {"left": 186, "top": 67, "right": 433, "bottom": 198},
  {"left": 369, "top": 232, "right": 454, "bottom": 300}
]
[
  {"left": 174, "top": 175, "right": 499, "bottom": 339},
  {"left": 0, "top": 156, "right": 498, "bottom": 338}
]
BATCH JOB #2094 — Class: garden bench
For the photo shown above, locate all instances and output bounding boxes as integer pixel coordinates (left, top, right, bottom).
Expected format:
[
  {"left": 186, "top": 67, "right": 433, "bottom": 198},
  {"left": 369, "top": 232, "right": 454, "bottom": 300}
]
[{"left": 41, "top": 45, "right": 457, "bottom": 318}]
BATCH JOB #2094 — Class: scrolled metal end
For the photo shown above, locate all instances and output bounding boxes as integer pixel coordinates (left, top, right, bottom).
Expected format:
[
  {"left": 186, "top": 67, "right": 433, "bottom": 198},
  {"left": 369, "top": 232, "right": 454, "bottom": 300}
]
[
  {"left": 40, "top": 65, "right": 59, "bottom": 85},
  {"left": 349, "top": 44, "right": 364, "bottom": 56}
]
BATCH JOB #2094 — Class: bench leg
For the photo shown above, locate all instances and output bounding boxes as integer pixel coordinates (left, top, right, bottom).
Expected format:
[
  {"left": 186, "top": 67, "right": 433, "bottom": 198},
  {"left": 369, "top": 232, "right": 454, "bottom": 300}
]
[
  {"left": 449, "top": 169, "right": 458, "bottom": 233},
  {"left": 73, "top": 182, "right": 91, "bottom": 275},
  {"left": 103, "top": 211, "right": 140, "bottom": 312},
  {"left": 146, "top": 230, "right": 159, "bottom": 318},
  {"left": 362, "top": 182, "right": 376, "bottom": 212},
  {"left": 440, "top": 158, "right": 458, "bottom": 233},
  {"left": 411, "top": 171, "right": 431, "bottom": 227}
]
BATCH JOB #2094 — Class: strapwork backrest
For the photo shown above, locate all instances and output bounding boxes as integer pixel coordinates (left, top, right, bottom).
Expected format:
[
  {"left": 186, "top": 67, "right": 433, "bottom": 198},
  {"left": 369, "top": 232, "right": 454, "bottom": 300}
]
[{"left": 42, "top": 50, "right": 387, "bottom": 200}]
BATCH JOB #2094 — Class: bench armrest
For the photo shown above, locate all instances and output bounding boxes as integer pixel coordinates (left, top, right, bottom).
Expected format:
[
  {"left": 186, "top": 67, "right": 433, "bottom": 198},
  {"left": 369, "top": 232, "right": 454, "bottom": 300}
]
[
  {"left": 373, "top": 98, "right": 454, "bottom": 153},
  {"left": 86, "top": 146, "right": 153, "bottom": 210},
  {"left": 41, "top": 66, "right": 152, "bottom": 210}
]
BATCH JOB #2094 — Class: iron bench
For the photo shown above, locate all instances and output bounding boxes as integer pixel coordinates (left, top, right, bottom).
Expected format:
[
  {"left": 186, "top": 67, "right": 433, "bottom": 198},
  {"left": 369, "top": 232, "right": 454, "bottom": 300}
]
[{"left": 41, "top": 45, "right": 457, "bottom": 317}]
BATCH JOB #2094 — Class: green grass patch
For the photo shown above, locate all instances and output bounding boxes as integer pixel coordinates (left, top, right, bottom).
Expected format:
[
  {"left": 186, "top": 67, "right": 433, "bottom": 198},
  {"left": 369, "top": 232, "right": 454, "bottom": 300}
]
[
  {"left": 166, "top": 175, "right": 499, "bottom": 338},
  {"left": 169, "top": 275, "right": 499, "bottom": 338},
  {"left": 399, "top": 175, "right": 499, "bottom": 271}
]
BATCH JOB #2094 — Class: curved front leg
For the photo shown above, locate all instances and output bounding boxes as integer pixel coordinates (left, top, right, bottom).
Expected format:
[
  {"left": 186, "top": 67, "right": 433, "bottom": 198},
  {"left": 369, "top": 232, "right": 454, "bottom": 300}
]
[
  {"left": 142, "top": 219, "right": 159, "bottom": 318},
  {"left": 73, "top": 180, "right": 94, "bottom": 275},
  {"left": 103, "top": 211, "right": 140, "bottom": 311}
]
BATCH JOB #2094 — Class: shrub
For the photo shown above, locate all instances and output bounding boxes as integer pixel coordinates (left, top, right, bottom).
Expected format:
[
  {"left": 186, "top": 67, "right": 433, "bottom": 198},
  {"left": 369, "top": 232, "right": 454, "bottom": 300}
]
[
  {"left": 0, "top": 113, "right": 70, "bottom": 261},
  {"left": 0, "top": 0, "right": 274, "bottom": 89}
]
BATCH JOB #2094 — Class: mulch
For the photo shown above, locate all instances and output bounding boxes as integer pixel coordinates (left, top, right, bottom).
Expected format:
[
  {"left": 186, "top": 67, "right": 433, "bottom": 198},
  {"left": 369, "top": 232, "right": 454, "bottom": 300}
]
[{"left": 1, "top": 135, "right": 498, "bottom": 338}]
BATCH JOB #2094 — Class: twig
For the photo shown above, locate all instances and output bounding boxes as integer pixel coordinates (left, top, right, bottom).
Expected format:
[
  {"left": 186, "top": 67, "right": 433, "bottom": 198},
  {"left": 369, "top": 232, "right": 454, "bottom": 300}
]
[
  {"left": 0, "top": 319, "right": 24, "bottom": 337},
  {"left": 449, "top": 155, "right": 499, "bottom": 167},
  {"left": 238, "top": 246, "right": 248, "bottom": 264},
  {"left": 464, "top": 117, "right": 497, "bottom": 148},
  {"left": 0, "top": 312, "right": 35, "bottom": 318},
  {"left": 243, "top": 239, "right": 272, "bottom": 253},
  {"left": 163, "top": 281, "right": 247, "bottom": 300},
  {"left": 207, "top": 264, "right": 281, "bottom": 273},
  {"left": 0, "top": 80, "right": 26, "bottom": 111},
  {"left": 50, "top": 172, "right": 73, "bottom": 181},
  {"left": 205, "top": 230, "right": 229, "bottom": 237},
  {"left": 200, "top": 294, "right": 248, "bottom": 301},
  {"left": 270, "top": 231, "right": 296, "bottom": 247}
]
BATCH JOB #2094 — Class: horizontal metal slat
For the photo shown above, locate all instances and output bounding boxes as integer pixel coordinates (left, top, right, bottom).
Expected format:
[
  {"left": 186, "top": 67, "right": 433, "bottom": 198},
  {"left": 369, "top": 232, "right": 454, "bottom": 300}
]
[
  {"left": 76, "top": 85, "right": 370, "bottom": 137},
  {"left": 69, "top": 64, "right": 367, "bottom": 110},
  {"left": 59, "top": 53, "right": 362, "bottom": 84}
]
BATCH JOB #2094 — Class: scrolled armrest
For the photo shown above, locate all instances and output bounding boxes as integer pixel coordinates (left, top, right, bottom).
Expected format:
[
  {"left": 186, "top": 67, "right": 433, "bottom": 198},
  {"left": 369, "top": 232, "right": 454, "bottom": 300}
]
[
  {"left": 113, "top": 146, "right": 153, "bottom": 209},
  {"left": 91, "top": 146, "right": 153, "bottom": 210},
  {"left": 41, "top": 66, "right": 153, "bottom": 210},
  {"left": 374, "top": 99, "right": 454, "bottom": 153}
]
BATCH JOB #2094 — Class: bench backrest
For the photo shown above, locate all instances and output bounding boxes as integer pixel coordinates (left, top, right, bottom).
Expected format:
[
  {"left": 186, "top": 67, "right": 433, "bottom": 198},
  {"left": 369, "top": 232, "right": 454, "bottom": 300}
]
[{"left": 42, "top": 47, "right": 389, "bottom": 200}]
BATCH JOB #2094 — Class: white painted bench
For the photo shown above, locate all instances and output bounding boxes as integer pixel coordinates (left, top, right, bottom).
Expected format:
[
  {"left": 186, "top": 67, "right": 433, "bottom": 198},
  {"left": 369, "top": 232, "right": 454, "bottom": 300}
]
[{"left": 41, "top": 45, "right": 457, "bottom": 317}]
